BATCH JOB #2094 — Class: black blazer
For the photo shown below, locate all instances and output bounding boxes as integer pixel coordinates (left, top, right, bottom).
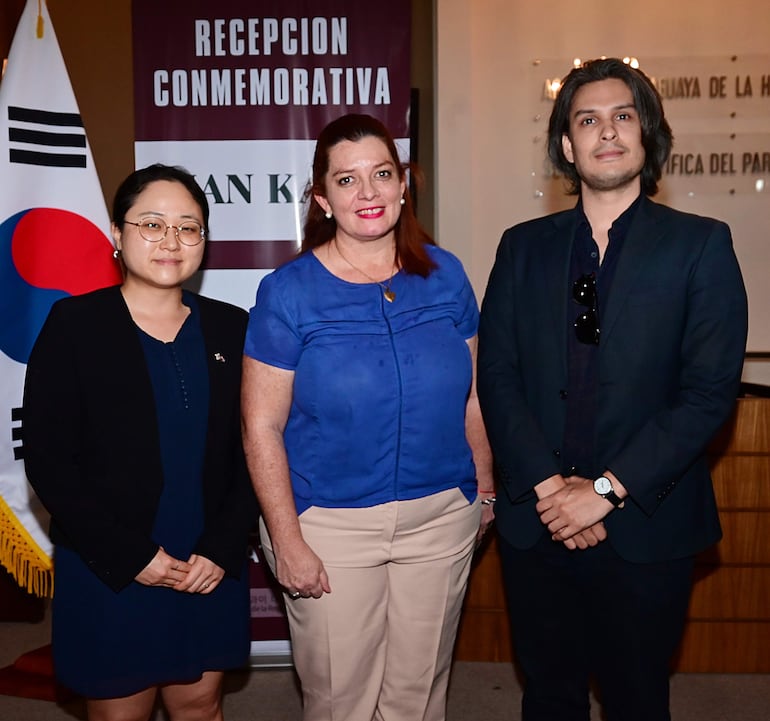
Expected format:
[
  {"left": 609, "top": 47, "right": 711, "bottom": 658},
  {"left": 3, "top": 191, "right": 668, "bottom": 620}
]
[
  {"left": 478, "top": 197, "right": 748, "bottom": 562},
  {"left": 23, "top": 286, "right": 256, "bottom": 591}
]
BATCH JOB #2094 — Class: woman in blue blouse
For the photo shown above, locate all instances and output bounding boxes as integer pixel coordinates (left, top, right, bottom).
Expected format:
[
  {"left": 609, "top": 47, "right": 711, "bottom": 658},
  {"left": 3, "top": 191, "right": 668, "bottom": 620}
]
[{"left": 241, "top": 114, "right": 494, "bottom": 721}]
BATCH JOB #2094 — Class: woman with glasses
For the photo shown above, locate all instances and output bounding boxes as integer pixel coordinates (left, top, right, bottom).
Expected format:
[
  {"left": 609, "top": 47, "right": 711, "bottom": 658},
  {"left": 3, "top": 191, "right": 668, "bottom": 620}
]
[{"left": 23, "top": 164, "right": 255, "bottom": 721}]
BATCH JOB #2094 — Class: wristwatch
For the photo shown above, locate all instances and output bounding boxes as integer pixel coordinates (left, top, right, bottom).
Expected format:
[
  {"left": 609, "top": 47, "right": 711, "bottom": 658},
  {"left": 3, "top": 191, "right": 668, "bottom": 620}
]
[{"left": 593, "top": 475, "right": 624, "bottom": 508}]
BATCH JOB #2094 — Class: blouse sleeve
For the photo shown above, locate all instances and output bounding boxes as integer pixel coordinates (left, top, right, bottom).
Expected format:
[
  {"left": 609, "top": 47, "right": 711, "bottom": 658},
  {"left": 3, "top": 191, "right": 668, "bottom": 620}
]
[
  {"left": 452, "top": 257, "right": 480, "bottom": 340},
  {"left": 243, "top": 271, "right": 303, "bottom": 370}
]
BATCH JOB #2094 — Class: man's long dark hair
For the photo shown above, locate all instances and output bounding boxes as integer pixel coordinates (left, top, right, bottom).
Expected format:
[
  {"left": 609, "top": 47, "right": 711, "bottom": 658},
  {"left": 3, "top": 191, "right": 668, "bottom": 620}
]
[{"left": 547, "top": 58, "right": 673, "bottom": 196}]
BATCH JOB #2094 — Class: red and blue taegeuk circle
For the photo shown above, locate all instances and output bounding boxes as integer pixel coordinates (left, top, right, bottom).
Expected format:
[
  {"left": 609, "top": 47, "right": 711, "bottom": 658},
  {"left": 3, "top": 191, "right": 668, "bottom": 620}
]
[{"left": 0, "top": 208, "right": 122, "bottom": 363}]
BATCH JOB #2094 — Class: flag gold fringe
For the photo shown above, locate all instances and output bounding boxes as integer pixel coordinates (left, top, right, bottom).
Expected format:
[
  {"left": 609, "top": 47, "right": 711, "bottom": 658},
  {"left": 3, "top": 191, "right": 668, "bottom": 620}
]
[{"left": 0, "top": 495, "right": 53, "bottom": 598}]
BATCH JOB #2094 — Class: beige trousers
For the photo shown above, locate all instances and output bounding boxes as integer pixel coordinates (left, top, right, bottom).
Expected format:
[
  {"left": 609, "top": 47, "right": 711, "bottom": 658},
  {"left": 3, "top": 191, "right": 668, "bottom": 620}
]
[{"left": 260, "top": 487, "right": 480, "bottom": 721}]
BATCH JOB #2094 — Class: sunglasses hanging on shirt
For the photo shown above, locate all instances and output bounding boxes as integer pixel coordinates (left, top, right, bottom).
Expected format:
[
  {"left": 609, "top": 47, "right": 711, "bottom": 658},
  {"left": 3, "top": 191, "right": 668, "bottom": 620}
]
[{"left": 572, "top": 273, "right": 600, "bottom": 345}]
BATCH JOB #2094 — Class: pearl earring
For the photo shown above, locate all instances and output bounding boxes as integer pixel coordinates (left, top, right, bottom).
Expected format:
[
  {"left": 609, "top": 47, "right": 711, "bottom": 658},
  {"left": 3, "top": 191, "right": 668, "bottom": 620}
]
[
  {"left": 112, "top": 248, "right": 121, "bottom": 259},
  {"left": 400, "top": 197, "right": 405, "bottom": 206},
  {"left": 325, "top": 211, "right": 333, "bottom": 219}
]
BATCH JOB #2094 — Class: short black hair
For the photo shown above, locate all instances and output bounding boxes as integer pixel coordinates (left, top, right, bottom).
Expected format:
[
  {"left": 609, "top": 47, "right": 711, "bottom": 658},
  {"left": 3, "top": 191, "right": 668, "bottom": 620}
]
[
  {"left": 547, "top": 58, "right": 673, "bottom": 196},
  {"left": 112, "top": 163, "right": 209, "bottom": 230}
]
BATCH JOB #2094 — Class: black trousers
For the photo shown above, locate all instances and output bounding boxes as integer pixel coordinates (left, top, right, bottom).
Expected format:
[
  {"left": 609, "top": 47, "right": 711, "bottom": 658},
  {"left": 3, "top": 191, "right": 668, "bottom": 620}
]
[{"left": 498, "top": 532, "right": 694, "bottom": 721}]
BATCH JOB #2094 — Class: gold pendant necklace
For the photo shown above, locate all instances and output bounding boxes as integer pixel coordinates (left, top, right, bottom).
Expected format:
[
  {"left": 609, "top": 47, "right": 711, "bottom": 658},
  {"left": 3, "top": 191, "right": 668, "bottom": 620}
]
[{"left": 334, "top": 238, "right": 398, "bottom": 303}]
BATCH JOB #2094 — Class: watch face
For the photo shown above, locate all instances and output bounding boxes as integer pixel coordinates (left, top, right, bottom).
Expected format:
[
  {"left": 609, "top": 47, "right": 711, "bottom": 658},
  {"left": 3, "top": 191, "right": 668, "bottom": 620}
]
[{"left": 594, "top": 476, "right": 612, "bottom": 495}]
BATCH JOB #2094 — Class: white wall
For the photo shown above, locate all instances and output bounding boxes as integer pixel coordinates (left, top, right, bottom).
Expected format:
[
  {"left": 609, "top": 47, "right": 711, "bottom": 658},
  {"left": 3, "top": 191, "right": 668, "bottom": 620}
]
[{"left": 436, "top": 0, "right": 770, "bottom": 354}]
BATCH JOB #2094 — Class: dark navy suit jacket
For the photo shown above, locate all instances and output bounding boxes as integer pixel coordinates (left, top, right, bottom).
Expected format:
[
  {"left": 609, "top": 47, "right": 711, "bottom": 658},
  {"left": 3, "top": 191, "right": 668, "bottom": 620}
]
[
  {"left": 478, "top": 196, "right": 748, "bottom": 562},
  {"left": 23, "top": 286, "right": 256, "bottom": 591}
]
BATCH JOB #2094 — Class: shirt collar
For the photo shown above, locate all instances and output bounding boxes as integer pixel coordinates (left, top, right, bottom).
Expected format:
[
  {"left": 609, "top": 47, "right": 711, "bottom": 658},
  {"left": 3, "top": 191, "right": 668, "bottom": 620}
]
[{"left": 576, "top": 193, "right": 643, "bottom": 241}]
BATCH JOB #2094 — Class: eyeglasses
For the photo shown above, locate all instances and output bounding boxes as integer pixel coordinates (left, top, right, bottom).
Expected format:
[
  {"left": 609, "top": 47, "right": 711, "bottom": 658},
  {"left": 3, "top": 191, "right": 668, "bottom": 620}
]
[
  {"left": 572, "top": 273, "right": 600, "bottom": 345},
  {"left": 124, "top": 218, "right": 206, "bottom": 246}
]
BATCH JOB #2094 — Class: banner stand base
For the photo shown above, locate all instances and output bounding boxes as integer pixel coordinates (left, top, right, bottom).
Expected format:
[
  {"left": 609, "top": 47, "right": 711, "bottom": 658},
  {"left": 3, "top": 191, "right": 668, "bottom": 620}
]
[{"left": 248, "top": 640, "right": 293, "bottom": 669}]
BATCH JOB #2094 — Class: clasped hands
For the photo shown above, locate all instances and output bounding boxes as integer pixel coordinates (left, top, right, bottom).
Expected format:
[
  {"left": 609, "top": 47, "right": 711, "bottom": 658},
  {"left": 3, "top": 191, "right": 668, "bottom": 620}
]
[
  {"left": 535, "top": 474, "right": 610, "bottom": 550},
  {"left": 135, "top": 546, "right": 224, "bottom": 593}
]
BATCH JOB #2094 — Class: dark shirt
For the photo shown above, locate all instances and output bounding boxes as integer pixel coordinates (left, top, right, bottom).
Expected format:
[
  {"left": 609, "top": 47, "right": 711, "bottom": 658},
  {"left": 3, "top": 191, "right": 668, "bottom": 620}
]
[{"left": 562, "top": 195, "right": 641, "bottom": 478}]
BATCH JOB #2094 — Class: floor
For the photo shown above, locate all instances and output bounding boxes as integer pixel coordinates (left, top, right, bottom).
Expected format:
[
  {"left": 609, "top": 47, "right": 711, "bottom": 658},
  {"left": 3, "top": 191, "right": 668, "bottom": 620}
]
[{"left": 2, "top": 609, "right": 769, "bottom": 720}]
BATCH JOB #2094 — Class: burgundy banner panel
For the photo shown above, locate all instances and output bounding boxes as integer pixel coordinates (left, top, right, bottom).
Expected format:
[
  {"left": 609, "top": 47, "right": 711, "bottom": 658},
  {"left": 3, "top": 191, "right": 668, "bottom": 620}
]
[{"left": 132, "top": 0, "right": 412, "bottom": 142}]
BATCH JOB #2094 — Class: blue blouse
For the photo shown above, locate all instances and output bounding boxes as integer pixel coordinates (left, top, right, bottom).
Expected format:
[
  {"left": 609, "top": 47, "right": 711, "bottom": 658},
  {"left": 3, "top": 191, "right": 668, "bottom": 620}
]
[{"left": 244, "top": 244, "right": 479, "bottom": 514}]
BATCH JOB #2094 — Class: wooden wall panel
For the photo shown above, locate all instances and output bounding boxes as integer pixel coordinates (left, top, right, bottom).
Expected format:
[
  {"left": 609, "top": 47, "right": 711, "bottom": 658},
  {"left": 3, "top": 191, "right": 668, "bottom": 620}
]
[
  {"left": 675, "top": 622, "right": 770, "bottom": 672},
  {"left": 711, "top": 398, "right": 770, "bottom": 452},
  {"left": 711, "top": 456, "right": 770, "bottom": 507},
  {"left": 454, "top": 607, "right": 512, "bottom": 662},
  {"left": 455, "top": 398, "right": 770, "bottom": 673},
  {"left": 689, "top": 565, "right": 770, "bottom": 618},
  {"left": 710, "top": 512, "right": 770, "bottom": 563},
  {"left": 463, "top": 544, "right": 505, "bottom": 608}
]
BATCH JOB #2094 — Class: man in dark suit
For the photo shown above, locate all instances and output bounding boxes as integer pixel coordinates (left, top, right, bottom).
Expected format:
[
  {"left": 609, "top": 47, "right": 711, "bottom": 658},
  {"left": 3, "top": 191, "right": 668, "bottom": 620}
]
[{"left": 477, "top": 58, "right": 748, "bottom": 721}]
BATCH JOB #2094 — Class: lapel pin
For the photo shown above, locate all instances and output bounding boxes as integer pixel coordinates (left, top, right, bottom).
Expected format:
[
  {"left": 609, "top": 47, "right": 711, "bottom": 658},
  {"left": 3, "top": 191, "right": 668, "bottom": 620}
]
[{"left": 214, "top": 353, "right": 226, "bottom": 363}]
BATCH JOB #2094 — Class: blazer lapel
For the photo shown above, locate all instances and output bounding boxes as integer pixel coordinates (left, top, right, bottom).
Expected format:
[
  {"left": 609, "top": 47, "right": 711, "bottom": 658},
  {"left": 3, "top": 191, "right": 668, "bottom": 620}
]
[
  {"left": 542, "top": 209, "right": 578, "bottom": 375},
  {"left": 600, "top": 197, "right": 666, "bottom": 343}
]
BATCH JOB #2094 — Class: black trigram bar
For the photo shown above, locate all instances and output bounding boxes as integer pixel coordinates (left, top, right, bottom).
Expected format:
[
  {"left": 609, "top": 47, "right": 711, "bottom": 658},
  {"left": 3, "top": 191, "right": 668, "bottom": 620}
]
[
  {"left": 8, "top": 106, "right": 82, "bottom": 127},
  {"left": 8, "top": 105, "right": 87, "bottom": 168},
  {"left": 11, "top": 406, "right": 23, "bottom": 461},
  {"left": 9, "top": 149, "right": 86, "bottom": 167},
  {"left": 9, "top": 128, "right": 86, "bottom": 148}
]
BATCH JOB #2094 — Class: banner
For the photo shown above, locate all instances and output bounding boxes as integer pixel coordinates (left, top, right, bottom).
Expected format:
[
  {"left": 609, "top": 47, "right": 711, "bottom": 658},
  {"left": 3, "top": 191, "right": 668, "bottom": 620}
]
[
  {"left": 132, "top": 0, "right": 412, "bottom": 310},
  {"left": 131, "top": 0, "right": 412, "bottom": 659},
  {"left": 0, "top": 0, "right": 122, "bottom": 595}
]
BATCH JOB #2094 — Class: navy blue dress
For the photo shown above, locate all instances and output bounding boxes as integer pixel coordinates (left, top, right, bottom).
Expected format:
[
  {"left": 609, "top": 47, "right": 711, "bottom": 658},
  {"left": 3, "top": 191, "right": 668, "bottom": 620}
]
[{"left": 52, "top": 297, "right": 249, "bottom": 698}]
